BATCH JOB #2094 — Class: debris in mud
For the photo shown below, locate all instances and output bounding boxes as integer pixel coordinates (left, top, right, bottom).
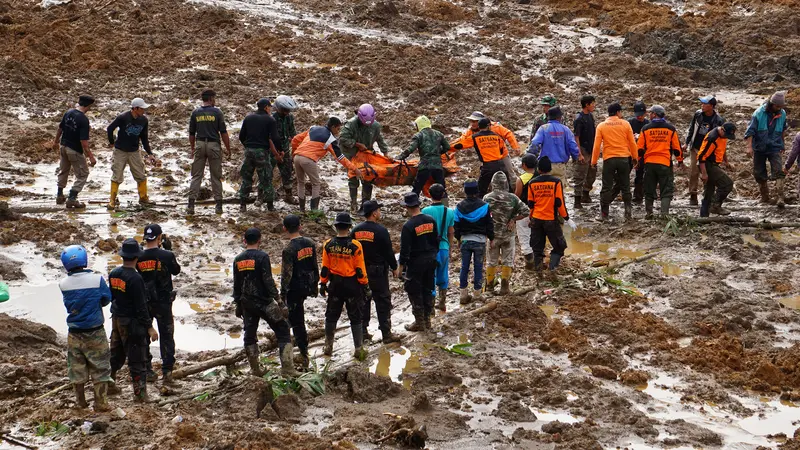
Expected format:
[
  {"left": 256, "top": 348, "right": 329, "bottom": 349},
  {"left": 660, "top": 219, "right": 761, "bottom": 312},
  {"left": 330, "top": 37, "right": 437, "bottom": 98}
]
[
  {"left": 376, "top": 413, "right": 427, "bottom": 448},
  {"left": 493, "top": 395, "right": 537, "bottom": 422},
  {"left": 589, "top": 365, "right": 618, "bottom": 380},
  {"left": 333, "top": 367, "right": 403, "bottom": 403},
  {"left": 94, "top": 238, "right": 118, "bottom": 252},
  {"left": 409, "top": 392, "right": 431, "bottom": 412},
  {"left": 0, "top": 254, "right": 26, "bottom": 281},
  {"left": 0, "top": 201, "right": 17, "bottom": 221},
  {"left": 619, "top": 369, "right": 650, "bottom": 386}
]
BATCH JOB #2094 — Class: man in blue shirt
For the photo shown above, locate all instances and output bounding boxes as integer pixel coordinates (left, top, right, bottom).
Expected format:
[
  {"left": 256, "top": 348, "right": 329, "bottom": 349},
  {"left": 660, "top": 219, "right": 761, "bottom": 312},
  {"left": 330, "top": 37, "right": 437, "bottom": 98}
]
[
  {"left": 745, "top": 91, "right": 788, "bottom": 208},
  {"left": 527, "top": 106, "right": 584, "bottom": 179},
  {"left": 421, "top": 184, "right": 455, "bottom": 312}
]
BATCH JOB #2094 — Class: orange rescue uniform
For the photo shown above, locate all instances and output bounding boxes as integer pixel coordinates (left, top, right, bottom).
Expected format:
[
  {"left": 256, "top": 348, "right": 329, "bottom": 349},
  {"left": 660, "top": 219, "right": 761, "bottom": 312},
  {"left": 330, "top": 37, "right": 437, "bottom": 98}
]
[
  {"left": 697, "top": 128, "right": 728, "bottom": 164},
  {"left": 591, "top": 116, "right": 638, "bottom": 165},
  {"left": 320, "top": 237, "right": 369, "bottom": 286},
  {"left": 451, "top": 122, "right": 520, "bottom": 154},
  {"left": 292, "top": 129, "right": 356, "bottom": 171},
  {"left": 526, "top": 175, "right": 569, "bottom": 221},
  {"left": 637, "top": 121, "right": 683, "bottom": 166}
]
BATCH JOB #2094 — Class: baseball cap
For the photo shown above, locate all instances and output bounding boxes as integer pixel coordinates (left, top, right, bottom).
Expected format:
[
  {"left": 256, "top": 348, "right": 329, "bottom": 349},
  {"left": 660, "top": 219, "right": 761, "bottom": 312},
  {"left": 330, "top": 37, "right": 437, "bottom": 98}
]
[
  {"left": 467, "top": 111, "right": 486, "bottom": 121},
  {"left": 648, "top": 105, "right": 666, "bottom": 117},
  {"left": 633, "top": 101, "right": 647, "bottom": 115},
  {"left": 334, "top": 212, "right": 353, "bottom": 226},
  {"left": 722, "top": 122, "right": 737, "bottom": 140},
  {"left": 547, "top": 106, "right": 563, "bottom": 120},
  {"left": 119, "top": 238, "right": 143, "bottom": 259},
  {"left": 131, "top": 98, "right": 151, "bottom": 109},
  {"left": 143, "top": 224, "right": 162, "bottom": 241},
  {"left": 478, "top": 118, "right": 491, "bottom": 129},
  {"left": 540, "top": 94, "right": 557, "bottom": 106},
  {"left": 244, "top": 227, "right": 261, "bottom": 243},
  {"left": 256, "top": 98, "right": 272, "bottom": 109},
  {"left": 361, "top": 200, "right": 383, "bottom": 217},
  {"left": 464, "top": 180, "right": 479, "bottom": 196},
  {"left": 78, "top": 95, "right": 95, "bottom": 107},
  {"left": 608, "top": 102, "right": 623, "bottom": 115},
  {"left": 401, "top": 192, "right": 421, "bottom": 208},
  {"left": 537, "top": 156, "right": 552, "bottom": 173},
  {"left": 699, "top": 95, "right": 717, "bottom": 106},
  {"left": 283, "top": 214, "right": 301, "bottom": 230}
]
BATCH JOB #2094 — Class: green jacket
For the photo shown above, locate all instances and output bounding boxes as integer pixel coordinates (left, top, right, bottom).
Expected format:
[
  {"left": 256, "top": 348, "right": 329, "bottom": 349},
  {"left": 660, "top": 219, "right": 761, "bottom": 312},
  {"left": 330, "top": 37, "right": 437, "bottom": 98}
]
[
  {"left": 399, "top": 128, "right": 450, "bottom": 170},
  {"left": 339, "top": 116, "right": 389, "bottom": 159},
  {"left": 272, "top": 112, "right": 297, "bottom": 153}
]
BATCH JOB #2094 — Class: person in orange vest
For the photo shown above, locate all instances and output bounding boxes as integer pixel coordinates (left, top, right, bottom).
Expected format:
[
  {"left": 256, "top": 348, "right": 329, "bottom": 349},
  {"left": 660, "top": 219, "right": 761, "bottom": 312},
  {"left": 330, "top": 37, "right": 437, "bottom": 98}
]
[
  {"left": 525, "top": 157, "right": 575, "bottom": 272},
  {"left": 636, "top": 105, "right": 684, "bottom": 219},
  {"left": 453, "top": 118, "right": 513, "bottom": 196},
  {"left": 698, "top": 123, "right": 737, "bottom": 217},
  {"left": 591, "top": 102, "right": 639, "bottom": 221},
  {"left": 452, "top": 111, "right": 520, "bottom": 188}
]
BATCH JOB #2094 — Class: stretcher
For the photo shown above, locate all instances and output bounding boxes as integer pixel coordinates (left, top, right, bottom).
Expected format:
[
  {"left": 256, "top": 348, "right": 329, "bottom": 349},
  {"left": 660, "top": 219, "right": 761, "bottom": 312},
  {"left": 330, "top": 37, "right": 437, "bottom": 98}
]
[{"left": 349, "top": 151, "right": 460, "bottom": 196}]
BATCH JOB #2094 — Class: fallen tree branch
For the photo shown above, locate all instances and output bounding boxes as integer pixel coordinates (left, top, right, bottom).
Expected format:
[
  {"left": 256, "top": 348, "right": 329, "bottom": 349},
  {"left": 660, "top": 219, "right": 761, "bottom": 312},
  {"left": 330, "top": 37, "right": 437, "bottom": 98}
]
[
  {"left": 469, "top": 301, "right": 497, "bottom": 315},
  {"left": 1, "top": 433, "right": 38, "bottom": 449},
  {"left": 34, "top": 382, "right": 72, "bottom": 401},
  {"left": 693, "top": 217, "right": 753, "bottom": 224},
  {"left": 606, "top": 251, "right": 661, "bottom": 271}
]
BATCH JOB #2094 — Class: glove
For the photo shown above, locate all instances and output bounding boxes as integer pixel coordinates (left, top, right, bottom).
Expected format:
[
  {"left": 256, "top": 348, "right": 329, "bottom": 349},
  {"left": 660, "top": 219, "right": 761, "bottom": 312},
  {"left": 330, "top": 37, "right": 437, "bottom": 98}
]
[
  {"left": 566, "top": 218, "right": 577, "bottom": 231},
  {"left": 265, "top": 301, "right": 284, "bottom": 322},
  {"left": 362, "top": 284, "right": 373, "bottom": 302},
  {"left": 319, "top": 283, "right": 327, "bottom": 298},
  {"left": 234, "top": 302, "right": 243, "bottom": 319},
  {"left": 161, "top": 235, "right": 172, "bottom": 251}
]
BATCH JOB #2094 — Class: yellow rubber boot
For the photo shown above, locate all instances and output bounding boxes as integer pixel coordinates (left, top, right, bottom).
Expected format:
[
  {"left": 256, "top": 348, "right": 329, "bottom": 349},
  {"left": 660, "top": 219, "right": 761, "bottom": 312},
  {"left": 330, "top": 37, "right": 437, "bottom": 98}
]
[
  {"left": 137, "top": 180, "right": 154, "bottom": 205},
  {"left": 107, "top": 182, "right": 120, "bottom": 210},
  {"left": 485, "top": 266, "right": 497, "bottom": 294},
  {"left": 499, "top": 266, "right": 512, "bottom": 295}
]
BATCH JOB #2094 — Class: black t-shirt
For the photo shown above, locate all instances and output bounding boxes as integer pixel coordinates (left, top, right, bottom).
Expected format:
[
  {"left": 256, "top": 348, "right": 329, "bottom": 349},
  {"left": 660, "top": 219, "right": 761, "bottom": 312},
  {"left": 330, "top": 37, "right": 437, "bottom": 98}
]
[
  {"left": 136, "top": 248, "right": 181, "bottom": 303},
  {"left": 573, "top": 112, "right": 596, "bottom": 153},
  {"left": 239, "top": 111, "right": 281, "bottom": 150},
  {"left": 107, "top": 111, "right": 151, "bottom": 154},
  {"left": 627, "top": 117, "right": 650, "bottom": 136},
  {"left": 233, "top": 249, "right": 279, "bottom": 306},
  {"left": 109, "top": 266, "right": 151, "bottom": 329},
  {"left": 399, "top": 214, "right": 439, "bottom": 265},
  {"left": 189, "top": 106, "right": 227, "bottom": 141},
  {"left": 280, "top": 237, "right": 319, "bottom": 298},
  {"left": 351, "top": 221, "right": 398, "bottom": 270},
  {"left": 59, "top": 108, "right": 90, "bottom": 153}
]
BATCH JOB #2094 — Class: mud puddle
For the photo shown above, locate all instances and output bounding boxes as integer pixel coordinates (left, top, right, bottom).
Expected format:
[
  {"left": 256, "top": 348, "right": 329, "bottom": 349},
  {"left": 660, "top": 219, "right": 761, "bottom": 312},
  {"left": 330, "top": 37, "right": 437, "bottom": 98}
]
[{"left": 563, "top": 225, "right": 648, "bottom": 262}]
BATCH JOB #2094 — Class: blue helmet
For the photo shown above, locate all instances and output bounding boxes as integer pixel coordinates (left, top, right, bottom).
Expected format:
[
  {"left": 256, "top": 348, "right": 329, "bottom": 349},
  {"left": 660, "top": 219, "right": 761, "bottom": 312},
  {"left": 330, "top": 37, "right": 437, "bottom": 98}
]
[{"left": 61, "top": 245, "right": 88, "bottom": 272}]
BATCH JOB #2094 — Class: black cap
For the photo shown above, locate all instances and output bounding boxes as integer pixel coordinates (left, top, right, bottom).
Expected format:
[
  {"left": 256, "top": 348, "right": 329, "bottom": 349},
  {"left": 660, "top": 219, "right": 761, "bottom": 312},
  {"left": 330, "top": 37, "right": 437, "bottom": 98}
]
[
  {"left": 464, "top": 179, "right": 479, "bottom": 196},
  {"left": 429, "top": 183, "right": 446, "bottom": 200},
  {"left": 283, "top": 214, "right": 301, "bottom": 230},
  {"left": 547, "top": 106, "right": 563, "bottom": 120},
  {"left": 119, "top": 238, "right": 143, "bottom": 259},
  {"left": 402, "top": 192, "right": 421, "bottom": 207},
  {"left": 256, "top": 98, "right": 272, "bottom": 109},
  {"left": 334, "top": 212, "right": 353, "bottom": 226},
  {"left": 244, "top": 227, "right": 261, "bottom": 243},
  {"left": 361, "top": 200, "right": 383, "bottom": 217},
  {"left": 78, "top": 95, "right": 95, "bottom": 107},
  {"left": 143, "top": 224, "right": 162, "bottom": 241},
  {"left": 537, "top": 156, "right": 552, "bottom": 173},
  {"left": 633, "top": 101, "right": 647, "bottom": 115},
  {"left": 608, "top": 102, "right": 623, "bottom": 115},
  {"left": 722, "top": 122, "right": 737, "bottom": 140},
  {"left": 478, "top": 118, "right": 491, "bottom": 129}
]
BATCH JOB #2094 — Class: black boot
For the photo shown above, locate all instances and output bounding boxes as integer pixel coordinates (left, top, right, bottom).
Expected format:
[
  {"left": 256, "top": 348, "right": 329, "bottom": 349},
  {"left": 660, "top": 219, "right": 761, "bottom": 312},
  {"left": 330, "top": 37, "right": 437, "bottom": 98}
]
[
  {"left": 624, "top": 202, "right": 633, "bottom": 221},
  {"left": 215, "top": 200, "right": 223, "bottom": 214},
  {"left": 633, "top": 182, "right": 643, "bottom": 204},
  {"left": 645, "top": 199, "right": 654, "bottom": 219},
  {"left": 660, "top": 197, "right": 671, "bottom": 217},
  {"left": 362, "top": 183, "right": 373, "bottom": 203},
  {"left": 187, "top": 198, "right": 196, "bottom": 215},
  {"left": 699, "top": 198, "right": 711, "bottom": 217},
  {"left": 574, "top": 196, "right": 582, "bottom": 209},
  {"left": 601, "top": 203, "right": 610, "bottom": 221},
  {"left": 689, "top": 193, "right": 698, "bottom": 206},
  {"left": 352, "top": 325, "right": 366, "bottom": 360},
  {"left": 310, "top": 197, "right": 320, "bottom": 211},
  {"left": 240, "top": 199, "right": 247, "bottom": 213},
  {"left": 245, "top": 344, "right": 264, "bottom": 376},
  {"left": 581, "top": 191, "right": 592, "bottom": 203},
  {"left": 266, "top": 201, "right": 275, "bottom": 211},
  {"left": 299, "top": 198, "right": 306, "bottom": 211},
  {"left": 549, "top": 253, "right": 562, "bottom": 270},
  {"left": 323, "top": 322, "right": 336, "bottom": 356},
  {"left": 349, "top": 187, "right": 358, "bottom": 214},
  {"left": 524, "top": 253, "right": 535, "bottom": 271}
]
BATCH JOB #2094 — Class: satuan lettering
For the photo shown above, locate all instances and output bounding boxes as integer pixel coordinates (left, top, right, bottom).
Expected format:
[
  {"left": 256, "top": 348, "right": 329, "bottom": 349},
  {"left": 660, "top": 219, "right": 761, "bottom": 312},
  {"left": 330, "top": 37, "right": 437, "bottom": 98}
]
[
  {"left": 354, "top": 231, "right": 375, "bottom": 242},
  {"left": 110, "top": 278, "right": 126, "bottom": 292},
  {"left": 297, "top": 247, "right": 313, "bottom": 260},
  {"left": 137, "top": 260, "right": 158, "bottom": 272},
  {"left": 195, "top": 115, "right": 216, "bottom": 123},
  {"left": 415, "top": 222, "right": 434, "bottom": 236},
  {"left": 236, "top": 259, "right": 256, "bottom": 271}
]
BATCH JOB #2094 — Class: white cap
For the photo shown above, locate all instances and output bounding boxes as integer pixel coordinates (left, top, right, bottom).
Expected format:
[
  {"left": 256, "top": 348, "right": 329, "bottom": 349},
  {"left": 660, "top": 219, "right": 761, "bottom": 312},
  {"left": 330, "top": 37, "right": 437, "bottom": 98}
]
[{"left": 131, "top": 98, "right": 151, "bottom": 109}]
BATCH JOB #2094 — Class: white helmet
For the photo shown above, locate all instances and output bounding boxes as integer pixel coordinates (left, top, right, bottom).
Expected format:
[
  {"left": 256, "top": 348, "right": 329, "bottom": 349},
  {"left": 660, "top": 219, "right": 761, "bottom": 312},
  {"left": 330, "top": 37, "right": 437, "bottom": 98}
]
[{"left": 274, "top": 95, "right": 298, "bottom": 111}]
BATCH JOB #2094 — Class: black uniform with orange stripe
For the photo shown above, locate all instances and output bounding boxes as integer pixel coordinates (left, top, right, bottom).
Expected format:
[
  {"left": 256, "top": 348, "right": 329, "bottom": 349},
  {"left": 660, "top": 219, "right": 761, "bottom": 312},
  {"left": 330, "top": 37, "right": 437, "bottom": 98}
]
[
  {"left": 399, "top": 213, "right": 439, "bottom": 321},
  {"left": 233, "top": 249, "right": 290, "bottom": 347},
  {"left": 136, "top": 247, "right": 181, "bottom": 375},
  {"left": 280, "top": 237, "right": 319, "bottom": 355},
  {"left": 352, "top": 221, "right": 398, "bottom": 337},
  {"left": 109, "top": 266, "right": 150, "bottom": 381},
  {"left": 320, "top": 236, "right": 369, "bottom": 342},
  {"left": 455, "top": 129, "right": 511, "bottom": 196}
]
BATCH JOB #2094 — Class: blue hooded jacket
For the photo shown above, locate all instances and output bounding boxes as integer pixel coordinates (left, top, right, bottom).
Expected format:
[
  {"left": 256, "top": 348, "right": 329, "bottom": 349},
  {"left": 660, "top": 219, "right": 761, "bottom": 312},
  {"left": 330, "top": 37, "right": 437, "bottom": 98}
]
[
  {"left": 454, "top": 197, "right": 494, "bottom": 241},
  {"left": 745, "top": 103, "right": 787, "bottom": 154},
  {"left": 60, "top": 270, "right": 112, "bottom": 331}
]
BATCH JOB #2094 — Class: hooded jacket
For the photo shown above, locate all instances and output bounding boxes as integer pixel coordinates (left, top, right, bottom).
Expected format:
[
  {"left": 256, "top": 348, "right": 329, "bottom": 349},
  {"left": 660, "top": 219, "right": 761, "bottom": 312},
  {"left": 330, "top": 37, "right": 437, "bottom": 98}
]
[
  {"left": 483, "top": 172, "right": 529, "bottom": 240},
  {"left": 60, "top": 270, "right": 112, "bottom": 331},
  {"left": 398, "top": 116, "right": 450, "bottom": 170},
  {"left": 454, "top": 197, "right": 494, "bottom": 241},
  {"left": 745, "top": 102, "right": 787, "bottom": 154},
  {"left": 338, "top": 116, "right": 389, "bottom": 158}
]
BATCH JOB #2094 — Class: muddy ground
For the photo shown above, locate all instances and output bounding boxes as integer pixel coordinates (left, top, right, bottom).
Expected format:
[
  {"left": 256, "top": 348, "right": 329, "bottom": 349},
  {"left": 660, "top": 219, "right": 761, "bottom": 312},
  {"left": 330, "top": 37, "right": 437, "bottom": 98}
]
[{"left": 1, "top": 0, "right": 800, "bottom": 448}]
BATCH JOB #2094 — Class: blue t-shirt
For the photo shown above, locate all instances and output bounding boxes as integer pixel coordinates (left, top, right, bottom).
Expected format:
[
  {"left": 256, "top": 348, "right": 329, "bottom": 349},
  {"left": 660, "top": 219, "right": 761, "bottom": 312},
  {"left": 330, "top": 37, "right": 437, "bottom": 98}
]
[{"left": 422, "top": 204, "right": 454, "bottom": 250}]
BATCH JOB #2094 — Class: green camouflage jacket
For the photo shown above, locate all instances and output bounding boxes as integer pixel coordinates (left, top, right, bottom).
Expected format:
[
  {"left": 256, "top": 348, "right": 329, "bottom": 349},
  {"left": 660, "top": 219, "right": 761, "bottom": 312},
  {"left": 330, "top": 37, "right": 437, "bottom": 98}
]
[
  {"left": 399, "top": 127, "right": 450, "bottom": 170},
  {"left": 339, "top": 116, "right": 389, "bottom": 159},
  {"left": 483, "top": 171, "right": 529, "bottom": 240}
]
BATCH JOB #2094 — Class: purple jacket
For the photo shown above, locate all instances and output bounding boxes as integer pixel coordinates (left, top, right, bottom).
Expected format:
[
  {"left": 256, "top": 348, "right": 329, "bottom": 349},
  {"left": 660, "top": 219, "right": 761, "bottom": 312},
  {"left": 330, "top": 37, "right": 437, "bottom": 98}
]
[{"left": 785, "top": 133, "right": 800, "bottom": 171}]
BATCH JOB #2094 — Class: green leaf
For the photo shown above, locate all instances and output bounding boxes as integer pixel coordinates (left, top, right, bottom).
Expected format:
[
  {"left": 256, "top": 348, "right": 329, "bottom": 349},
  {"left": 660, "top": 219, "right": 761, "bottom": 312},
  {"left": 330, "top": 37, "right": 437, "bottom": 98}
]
[
  {"left": 193, "top": 392, "right": 211, "bottom": 401},
  {"left": 35, "top": 421, "right": 70, "bottom": 439},
  {"left": 441, "top": 342, "right": 474, "bottom": 357}
]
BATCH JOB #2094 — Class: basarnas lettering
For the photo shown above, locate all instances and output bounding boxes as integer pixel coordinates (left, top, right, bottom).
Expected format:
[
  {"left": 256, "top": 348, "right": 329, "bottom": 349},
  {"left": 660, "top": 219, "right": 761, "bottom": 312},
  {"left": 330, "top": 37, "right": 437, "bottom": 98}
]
[
  {"left": 415, "top": 223, "right": 434, "bottom": 236},
  {"left": 236, "top": 259, "right": 256, "bottom": 271},
  {"left": 297, "top": 247, "right": 313, "bottom": 260},
  {"left": 110, "top": 278, "right": 127, "bottom": 292}
]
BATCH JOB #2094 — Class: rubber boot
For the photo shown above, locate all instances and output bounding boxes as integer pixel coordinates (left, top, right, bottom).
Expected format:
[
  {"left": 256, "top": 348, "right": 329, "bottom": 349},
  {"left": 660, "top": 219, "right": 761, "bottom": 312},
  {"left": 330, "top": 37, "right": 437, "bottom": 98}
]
[
  {"left": 323, "top": 322, "right": 335, "bottom": 356},
  {"left": 349, "top": 187, "right": 358, "bottom": 214},
  {"left": 93, "top": 382, "right": 111, "bottom": 412},
  {"left": 524, "top": 253, "right": 535, "bottom": 271},
  {"left": 280, "top": 344, "right": 301, "bottom": 377},
  {"left": 56, "top": 187, "right": 66, "bottom": 205},
  {"left": 215, "top": 200, "right": 223, "bottom": 214},
  {"left": 132, "top": 377, "right": 153, "bottom": 403},
  {"left": 74, "top": 383, "right": 88, "bottom": 408},
  {"left": 645, "top": 199, "right": 654, "bottom": 220},
  {"left": 534, "top": 257, "right": 544, "bottom": 273},
  {"left": 363, "top": 327, "right": 374, "bottom": 342},
  {"left": 660, "top": 197, "right": 671, "bottom": 217},
  {"left": 240, "top": 199, "right": 247, "bottom": 213},
  {"left": 624, "top": 202, "right": 633, "bottom": 221},
  {"left": 600, "top": 203, "right": 610, "bottom": 221},
  {"left": 187, "top": 198, "right": 196, "bottom": 215},
  {"left": 298, "top": 349, "right": 310, "bottom": 371},
  {"left": 777, "top": 179, "right": 786, "bottom": 209},
  {"left": 146, "top": 369, "right": 158, "bottom": 383},
  {"left": 162, "top": 371, "right": 174, "bottom": 384},
  {"left": 699, "top": 198, "right": 711, "bottom": 217},
  {"left": 362, "top": 183, "right": 373, "bottom": 203},
  {"left": 137, "top": 180, "right": 154, "bottom": 206},
  {"left": 424, "top": 312, "right": 432, "bottom": 331},
  {"left": 266, "top": 201, "right": 275, "bottom": 212},
  {"left": 284, "top": 188, "right": 298, "bottom": 205},
  {"left": 254, "top": 197, "right": 263, "bottom": 208},
  {"left": 710, "top": 202, "right": 731, "bottom": 216},
  {"left": 381, "top": 320, "right": 402, "bottom": 344},
  {"left": 310, "top": 197, "right": 320, "bottom": 211},
  {"left": 633, "top": 182, "right": 643, "bottom": 204},
  {"left": 485, "top": 266, "right": 497, "bottom": 294},
  {"left": 107, "top": 182, "right": 120, "bottom": 210},
  {"left": 436, "top": 288, "right": 447, "bottom": 312},
  {"left": 299, "top": 198, "right": 306, "bottom": 212},
  {"left": 499, "top": 266, "right": 512, "bottom": 295},
  {"left": 759, "top": 181, "right": 770, "bottom": 203},
  {"left": 405, "top": 311, "right": 425, "bottom": 331},
  {"left": 549, "top": 253, "right": 563, "bottom": 271},
  {"left": 107, "top": 370, "right": 121, "bottom": 395},
  {"left": 351, "top": 326, "right": 366, "bottom": 360},
  {"left": 581, "top": 191, "right": 592, "bottom": 203},
  {"left": 472, "top": 288, "right": 483, "bottom": 303},
  {"left": 459, "top": 288, "right": 472, "bottom": 305},
  {"left": 245, "top": 344, "right": 264, "bottom": 376},
  {"left": 574, "top": 196, "right": 582, "bottom": 209},
  {"left": 689, "top": 193, "right": 698, "bottom": 206}
]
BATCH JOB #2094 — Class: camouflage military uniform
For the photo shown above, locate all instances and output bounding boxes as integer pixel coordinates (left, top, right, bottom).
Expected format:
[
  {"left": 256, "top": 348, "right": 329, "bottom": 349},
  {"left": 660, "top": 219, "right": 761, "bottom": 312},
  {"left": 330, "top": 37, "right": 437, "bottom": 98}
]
[
  {"left": 68, "top": 328, "right": 113, "bottom": 384},
  {"left": 398, "top": 119, "right": 450, "bottom": 194},
  {"left": 483, "top": 172, "right": 529, "bottom": 291},
  {"left": 339, "top": 116, "right": 390, "bottom": 206},
  {"left": 272, "top": 112, "right": 297, "bottom": 195},
  {"left": 239, "top": 147, "right": 273, "bottom": 202}
]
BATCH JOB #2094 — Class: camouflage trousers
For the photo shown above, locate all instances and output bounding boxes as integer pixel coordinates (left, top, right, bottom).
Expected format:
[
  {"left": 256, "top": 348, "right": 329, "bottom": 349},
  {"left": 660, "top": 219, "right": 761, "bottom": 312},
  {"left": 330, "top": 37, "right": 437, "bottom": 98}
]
[
  {"left": 270, "top": 149, "right": 294, "bottom": 193},
  {"left": 67, "top": 327, "right": 112, "bottom": 384},
  {"left": 239, "top": 147, "right": 274, "bottom": 202}
]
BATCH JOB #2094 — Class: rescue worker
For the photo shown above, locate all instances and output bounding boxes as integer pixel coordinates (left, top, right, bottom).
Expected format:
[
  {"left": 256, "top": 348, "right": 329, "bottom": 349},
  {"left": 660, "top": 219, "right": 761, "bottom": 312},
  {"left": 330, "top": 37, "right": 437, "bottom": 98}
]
[
  {"left": 454, "top": 180, "right": 494, "bottom": 304},
  {"left": 483, "top": 172, "right": 529, "bottom": 295},
  {"left": 237, "top": 98, "right": 282, "bottom": 212},
  {"left": 319, "top": 213, "right": 371, "bottom": 359},
  {"left": 273, "top": 95, "right": 300, "bottom": 205},
  {"left": 591, "top": 102, "right": 639, "bottom": 221},
  {"left": 527, "top": 106, "right": 585, "bottom": 178},
  {"left": 421, "top": 184, "right": 455, "bottom": 312},
  {"left": 233, "top": 228, "right": 299, "bottom": 377},
  {"left": 698, "top": 123, "right": 737, "bottom": 217},
  {"left": 106, "top": 98, "right": 156, "bottom": 210},
  {"left": 55, "top": 95, "right": 97, "bottom": 209},
  {"left": 352, "top": 201, "right": 401, "bottom": 343},
  {"left": 292, "top": 117, "right": 363, "bottom": 212},
  {"left": 453, "top": 118, "right": 512, "bottom": 196},
  {"left": 627, "top": 101, "right": 651, "bottom": 204},
  {"left": 573, "top": 95, "right": 598, "bottom": 208},
  {"left": 109, "top": 239, "right": 159, "bottom": 402},
  {"left": 59, "top": 245, "right": 112, "bottom": 412},
  {"left": 526, "top": 157, "right": 573, "bottom": 272},
  {"left": 280, "top": 215, "right": 319, "bottom": 370},
  {"left": 514, "top": 154, "right": 538, "bottom": 269},
  {"left": 685, "top": 96, "right": 725, "bottom": 206},
  {"left": 531, "top": 94, "right": 557, "bottom": 138},
  {"left": 636, "top": 106, "right": 683, "bottom": 219},
  {"left": 452, "top": 111, "right": 521, "bottom": 188},
  {"left": 745, "top": 91, "right": 788, "bottom": 208},
  {"left": 398, "top": 192, "right": 439, "bottom": 331},
  {"left": 397, "top": 115, "right": 450, "bottom": 199},
  {"left": 339, "top": 104, "right": 390, "bottom": 213},
  {"left": 136, "top": 224, "right": 181, "bottom": 383},
  {"left": 188, "top": 90, "right": 231, "bottom": 215},
  {"left": 783, "top": 132, "right": 800, "bottom": 199}
]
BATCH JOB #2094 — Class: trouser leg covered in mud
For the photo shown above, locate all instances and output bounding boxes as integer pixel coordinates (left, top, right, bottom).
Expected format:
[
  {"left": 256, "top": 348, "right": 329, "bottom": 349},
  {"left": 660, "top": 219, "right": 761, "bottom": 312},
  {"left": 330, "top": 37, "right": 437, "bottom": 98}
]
[
  {"left": 241, "top": 300, "right": 292, "bottom": 348},
  {"left": 601, "top": 157, "right": 632, "bottom": 206},
  {"left": 405, "top": 257, "right": 436, "bottom": 320},
  {"left": 58, "top": 146, "right": 90, "bottom": 194},
  {"left": 286, "top": 291, "right": 308, "bottom": 353},
  {"left": 109, "top": 317, "right": 148, "bottom": 382},
  {"left": 530, "top": 219, "right": 566, "bottom": 265},
  {"left": 573, "top": 149, "right": 596, "bottom": 195},
  {"left": 67, "top": 328, "right": 112, "bottom": 384},
  {"left": 293, "top": 155, "right": 320, "bottom": 201},
  {"left": 270, "top": 149, "right": 294, "bottom": 193},
  {"left": 643, "top": 163, "right": 674, "bottom": 202},
  {"left": 365, "top": 265, "right": 392, "bottom": 333},
  {"left": 753, "top": 152, "right": 785, "bottom": 183},
  {"left": 145, "top": 302, "right": 175, "bottom": 375},
  {"left": 239, "top": 147, "right": 273, "bottom": 202},
  {"left": 325, "top": 283, "right": 364, "bottom": 347}
]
